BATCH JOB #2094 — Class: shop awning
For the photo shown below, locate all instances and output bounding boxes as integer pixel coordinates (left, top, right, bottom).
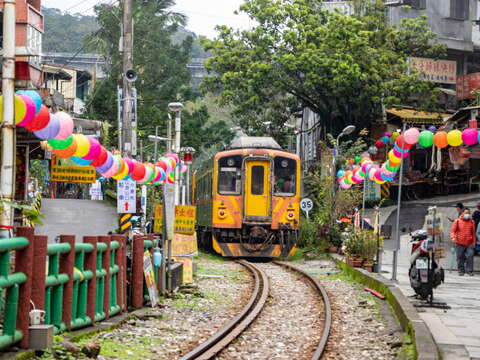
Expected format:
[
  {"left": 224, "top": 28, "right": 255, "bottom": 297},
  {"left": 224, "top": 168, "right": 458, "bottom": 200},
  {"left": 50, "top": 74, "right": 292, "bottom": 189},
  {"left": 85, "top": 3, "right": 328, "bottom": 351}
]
[
  {"left": 445, "top": 106, "right": 480, "bottom": 124},
  {"left": 386, "top": 108, "right": 450, "bottom": 125}
]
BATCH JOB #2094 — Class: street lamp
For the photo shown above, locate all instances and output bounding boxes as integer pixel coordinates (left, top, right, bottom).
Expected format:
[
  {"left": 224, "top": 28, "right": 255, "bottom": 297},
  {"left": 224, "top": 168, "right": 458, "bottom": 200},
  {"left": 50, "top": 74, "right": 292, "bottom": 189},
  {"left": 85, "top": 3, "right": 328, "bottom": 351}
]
[{"left": 168, "top": 102, "right": 184, "bottom": 206}]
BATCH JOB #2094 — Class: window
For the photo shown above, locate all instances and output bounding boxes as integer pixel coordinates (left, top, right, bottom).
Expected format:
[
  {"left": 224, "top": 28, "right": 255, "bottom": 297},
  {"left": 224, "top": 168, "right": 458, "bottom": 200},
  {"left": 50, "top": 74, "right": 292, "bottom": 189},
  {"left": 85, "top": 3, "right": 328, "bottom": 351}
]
[
  {"left": 403, "top": 0, "right": 426, "bottom": 9},
  {"left": 274, "top": 157, "right": 297, "bottom": 196},
  {"left": 218, "top": 155, "right": 242, "bottom": 195},
  {"left": 450, "top": 0, "right": 469, "bottom": 20},
  {"left": 251, "top": 166, "right": 264, "bottom": 195}
]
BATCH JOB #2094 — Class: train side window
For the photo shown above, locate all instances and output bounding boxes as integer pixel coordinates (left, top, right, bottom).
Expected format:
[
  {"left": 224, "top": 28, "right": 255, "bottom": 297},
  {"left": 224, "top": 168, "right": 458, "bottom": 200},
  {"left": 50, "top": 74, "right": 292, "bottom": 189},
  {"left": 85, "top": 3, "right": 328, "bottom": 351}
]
[
  {"left": 218, "top": 155, "right": 242, "bottom": 195},
  {"left": 274, "top": 157, "right": 296, "bottom": 196},
  {"left": 251, "top": 166, "right": 264, "bottom": 195}
]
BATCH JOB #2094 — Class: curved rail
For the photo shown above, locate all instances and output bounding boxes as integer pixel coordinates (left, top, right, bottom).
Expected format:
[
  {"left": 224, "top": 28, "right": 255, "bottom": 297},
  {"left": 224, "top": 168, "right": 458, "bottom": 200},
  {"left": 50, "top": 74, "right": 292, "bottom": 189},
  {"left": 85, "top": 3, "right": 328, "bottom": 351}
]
[
  {"left": 273, "top": 261, "right": 332, "bottom": 360},
  {"left": 180, "top": 260, "right": 269, "bottom": 360}
]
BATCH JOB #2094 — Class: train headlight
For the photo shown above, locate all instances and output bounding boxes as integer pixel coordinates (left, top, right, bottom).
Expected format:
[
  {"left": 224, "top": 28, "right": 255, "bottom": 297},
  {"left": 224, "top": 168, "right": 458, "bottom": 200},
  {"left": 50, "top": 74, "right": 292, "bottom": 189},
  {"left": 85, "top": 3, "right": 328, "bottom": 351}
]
[
  {"left": 286, "top": 211, "right": 295, "bottom": 221},
  {"left": 218, "top": 208, "right": 228, "bottom": 219}
]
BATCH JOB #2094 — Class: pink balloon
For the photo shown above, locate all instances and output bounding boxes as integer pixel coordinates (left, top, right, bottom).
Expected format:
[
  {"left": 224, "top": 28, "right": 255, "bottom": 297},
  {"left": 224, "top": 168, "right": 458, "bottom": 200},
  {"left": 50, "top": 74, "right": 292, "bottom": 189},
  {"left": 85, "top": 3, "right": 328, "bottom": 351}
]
[
  {"left": 374, "top": 170, "right": 385, "bottom": 182},
  {"left": 102, "top": 156, "right": 121, "bottom": 178},
  {"left": 83, "top": 137, "right": 101, "bottom": 160},
  {"left": 369, "top": 168, "right": 378, "bottom": 181},
  {"left": 16, "top": 94, "right": 36, "bottom": 127},
  {"left": 124, "top": 158, "right": 135, "bottom": 174},
  {"left": 340, "top": 181, "right": 352, "bottom": 190},
  {"left": 55, "top": 112, "right": 75, "bottom": 140},
  {"left": 462, "top": 128, "right": 478, "bottom": 146},
  {"left": 404, "top": 128, "right": 420, "bottom": 145},
  {"left": 392, "top": 147, "right": 409, "bottom": 159}
]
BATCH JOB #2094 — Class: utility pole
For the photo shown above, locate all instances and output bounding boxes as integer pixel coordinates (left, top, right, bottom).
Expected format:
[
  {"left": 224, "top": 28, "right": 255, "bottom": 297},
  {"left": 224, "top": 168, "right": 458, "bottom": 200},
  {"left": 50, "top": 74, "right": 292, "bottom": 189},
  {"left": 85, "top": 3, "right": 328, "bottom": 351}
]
[
  {"left": 121, "top": 0, "right": 135, "bottom": 157},
  {"left": 0, "top": 0, "right": 17, "bottom": 238}
]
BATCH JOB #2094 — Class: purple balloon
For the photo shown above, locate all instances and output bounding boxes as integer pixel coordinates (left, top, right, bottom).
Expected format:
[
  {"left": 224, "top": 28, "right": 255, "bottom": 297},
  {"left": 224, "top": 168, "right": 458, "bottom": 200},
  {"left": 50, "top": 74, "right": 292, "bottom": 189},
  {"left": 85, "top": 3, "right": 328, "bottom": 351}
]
[
  {"left": 96, "top": 151, "right": 114, "bottom": 174},
  {"left": 428, "top": 126, "right": 437, "bottom": 133},
  {"left": 33, "top": 114, "right": 61, "bottom": 140}
]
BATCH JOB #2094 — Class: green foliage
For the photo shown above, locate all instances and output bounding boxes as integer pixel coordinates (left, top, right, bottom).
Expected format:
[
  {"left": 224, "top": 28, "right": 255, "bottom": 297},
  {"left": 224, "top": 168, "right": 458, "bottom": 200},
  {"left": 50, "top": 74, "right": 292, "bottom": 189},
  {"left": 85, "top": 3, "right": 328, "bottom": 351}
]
[
  {"left": 343, "top": 229, "right": 382, "bottom": 260},
  {"left": 30, "top": 159, "right": 48, "bottom": 190},
  {"left": 202, "top": 0, "right": 446, "bottom": 137},
  {"left": 0, "top": 200, "right": 44, "bottom": 226},
  {"left": 42, "top": 7, "right": 99, "bottom": 53}
]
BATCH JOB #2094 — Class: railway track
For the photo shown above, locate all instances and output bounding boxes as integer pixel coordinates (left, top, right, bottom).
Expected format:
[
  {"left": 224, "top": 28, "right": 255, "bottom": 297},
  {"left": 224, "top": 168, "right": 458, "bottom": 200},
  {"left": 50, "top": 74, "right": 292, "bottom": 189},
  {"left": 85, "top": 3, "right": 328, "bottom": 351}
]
[{"left": 180, "top": 260, "right": 332, "bottom": 360}]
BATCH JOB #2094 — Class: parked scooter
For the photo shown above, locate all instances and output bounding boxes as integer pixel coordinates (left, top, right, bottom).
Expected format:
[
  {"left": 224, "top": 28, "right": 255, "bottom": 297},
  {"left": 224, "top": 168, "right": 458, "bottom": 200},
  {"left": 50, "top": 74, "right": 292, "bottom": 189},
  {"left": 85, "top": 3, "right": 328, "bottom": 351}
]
[{"left": 408, "top": 229, "right": 444, "bottom": 301}]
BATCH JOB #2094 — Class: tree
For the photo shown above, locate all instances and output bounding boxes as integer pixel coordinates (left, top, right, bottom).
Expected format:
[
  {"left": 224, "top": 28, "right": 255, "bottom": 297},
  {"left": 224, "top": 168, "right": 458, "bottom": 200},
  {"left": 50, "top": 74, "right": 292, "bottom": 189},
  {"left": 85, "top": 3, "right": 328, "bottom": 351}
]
[
  {"left": 85, "top": 0, "right": 233, "bottom": 159},
  {"left": 202, "top": 0, "right": 446, "bottom": 138}
]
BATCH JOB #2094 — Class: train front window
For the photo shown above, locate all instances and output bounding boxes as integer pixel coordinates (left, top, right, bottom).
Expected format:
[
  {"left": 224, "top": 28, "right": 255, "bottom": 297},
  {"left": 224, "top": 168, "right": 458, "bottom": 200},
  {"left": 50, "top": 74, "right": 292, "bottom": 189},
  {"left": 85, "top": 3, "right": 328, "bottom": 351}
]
[
  {"left": 251, "top": 166, "right": 264, "bottom": 195},
  {"left": 218, "top": 155, "right": 242, "bottom": 195},
  {"left": 274, "top": 157, "right": 296, "bottom": 196}
]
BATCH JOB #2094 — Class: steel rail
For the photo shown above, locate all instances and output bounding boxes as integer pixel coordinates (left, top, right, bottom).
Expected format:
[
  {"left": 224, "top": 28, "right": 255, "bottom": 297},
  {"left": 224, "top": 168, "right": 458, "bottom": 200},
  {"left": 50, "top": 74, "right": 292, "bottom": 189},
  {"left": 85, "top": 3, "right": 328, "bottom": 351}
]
[
  {"left": 273, "top": 261, "right": 332, "bottom": 360},
  {"left": 179, "top": 260, "right": 269, "bottom": 360}
]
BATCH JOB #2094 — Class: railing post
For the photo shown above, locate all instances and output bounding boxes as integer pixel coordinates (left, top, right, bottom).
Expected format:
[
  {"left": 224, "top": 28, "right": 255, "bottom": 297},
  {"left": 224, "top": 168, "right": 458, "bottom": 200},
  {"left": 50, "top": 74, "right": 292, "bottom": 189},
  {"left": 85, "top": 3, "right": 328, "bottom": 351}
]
[
  {"left": 83, "top": 236, "right": 98, "bottom": 324},
  {"left": 31, "top": 235, "right": 48, "bottom": 312},
  {"left": 112, "top": 235, "right": 127, "bottom": 312},
  {"left": 131, "top": 235, "right": 144, "bottom": 309},
  {"left": 15, "top": 227, "right": 34, "bottom": 348},
  {"left": 99, "top": 236, "right": 111, "bottom": 319},
  {"left": 59, "top": 235, "right": 75, "bottom": 330}
]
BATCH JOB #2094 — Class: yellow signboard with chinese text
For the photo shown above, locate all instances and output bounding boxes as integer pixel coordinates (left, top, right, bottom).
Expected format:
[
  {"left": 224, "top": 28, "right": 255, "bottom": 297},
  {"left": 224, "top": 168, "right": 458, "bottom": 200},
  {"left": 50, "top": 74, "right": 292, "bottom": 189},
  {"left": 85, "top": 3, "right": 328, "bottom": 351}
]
[
  {"left": 153, "top": 204, "right": 163, "bottom": 233},
  {"left": 51, "top": 157, "right": 96, "bottom": 184},
  {"left": 174, "top": 205, "right": 196, "bottom": 235},
  {"left": 173, "top": 256, "right": 193, "bottom": 284}
]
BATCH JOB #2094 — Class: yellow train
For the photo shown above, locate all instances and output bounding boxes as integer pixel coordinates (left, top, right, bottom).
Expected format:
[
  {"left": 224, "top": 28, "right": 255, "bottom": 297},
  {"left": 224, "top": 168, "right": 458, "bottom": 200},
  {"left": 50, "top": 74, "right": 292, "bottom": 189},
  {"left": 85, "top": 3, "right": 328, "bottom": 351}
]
[{"left": 193, "top": 137, "right": 300, "bottom": 258}]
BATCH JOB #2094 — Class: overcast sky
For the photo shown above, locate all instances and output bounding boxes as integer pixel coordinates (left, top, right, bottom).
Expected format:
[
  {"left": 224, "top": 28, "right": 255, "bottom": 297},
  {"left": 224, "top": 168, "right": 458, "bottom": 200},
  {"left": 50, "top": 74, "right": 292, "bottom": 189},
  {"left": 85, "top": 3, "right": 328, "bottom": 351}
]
[{"left": 42, "top": 0, "right": 252, "bottom": 38}]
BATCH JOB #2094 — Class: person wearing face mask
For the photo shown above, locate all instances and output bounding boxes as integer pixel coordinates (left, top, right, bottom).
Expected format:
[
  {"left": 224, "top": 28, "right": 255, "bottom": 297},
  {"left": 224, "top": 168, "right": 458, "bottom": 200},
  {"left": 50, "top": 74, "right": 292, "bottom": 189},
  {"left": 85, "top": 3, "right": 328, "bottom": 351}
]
[{"left": 450, "top": 208, "right": 476, "bottom": 276}]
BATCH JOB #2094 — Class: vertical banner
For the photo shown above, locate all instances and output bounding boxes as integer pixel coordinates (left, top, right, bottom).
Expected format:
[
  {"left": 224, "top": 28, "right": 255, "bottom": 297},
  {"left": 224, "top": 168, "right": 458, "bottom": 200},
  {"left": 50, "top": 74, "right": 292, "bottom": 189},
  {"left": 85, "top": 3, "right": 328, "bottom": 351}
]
[
  {"left": 164, "top": 183, "right": 175, "bottom": 240},
  {"left": 153, "top": 204, "right": 163, "bottom": 233},
  {"left": 143, "top": 251, "right": 159, "bottom": 307},
  {"left": 117, "top": 179, "right": 137, "bottom": 213},
  {"left": 131, "top": 87, "right": 137, "bottom": 156}
]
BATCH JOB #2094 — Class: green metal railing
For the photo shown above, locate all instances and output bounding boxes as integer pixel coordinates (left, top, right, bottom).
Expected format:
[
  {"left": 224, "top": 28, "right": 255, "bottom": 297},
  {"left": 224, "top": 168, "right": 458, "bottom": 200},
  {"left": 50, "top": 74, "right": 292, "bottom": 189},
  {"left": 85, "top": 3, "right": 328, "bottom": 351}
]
[
  {"left": 0, "top": 237, "right": 28, "bottom": 349},
  {"left": 71, "top": 243, "right": 94, "bottom": 330},
  {"left": 45, "top": 243, "right": 71, "bottom": 334},
  {"left": 94, "top": 242, "right": 107, "bottom": 322}
]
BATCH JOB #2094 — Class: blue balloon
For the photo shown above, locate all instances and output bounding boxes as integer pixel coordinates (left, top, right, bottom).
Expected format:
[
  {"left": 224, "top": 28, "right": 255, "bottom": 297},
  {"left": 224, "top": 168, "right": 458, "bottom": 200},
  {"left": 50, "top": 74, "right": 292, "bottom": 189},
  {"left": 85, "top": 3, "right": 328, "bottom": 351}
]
[
  {"left": 381, "top": 172, "right": 396, "bottom": 181},
  {"left": 71, "top": 156, "right": 92, "bottom": 166},
  {"left": 394, "top": 144, "right": 409, "bottom": 153},
  {"left": 336, "top": 170, "right": 345, "bottom": 178},
  {"left": 16, "top": 90, "right": 42, "bottom": 114},
  {"left": 381, "top": 136, "right": 389, "bottom": 145}
]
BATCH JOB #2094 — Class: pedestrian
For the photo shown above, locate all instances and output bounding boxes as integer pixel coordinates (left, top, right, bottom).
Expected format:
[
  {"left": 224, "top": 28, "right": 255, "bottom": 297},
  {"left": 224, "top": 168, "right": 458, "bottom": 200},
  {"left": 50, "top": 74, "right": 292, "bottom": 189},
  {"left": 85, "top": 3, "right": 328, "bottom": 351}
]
[
  {"left": 447, "top": 202, "right": 464, "bottom": 223},
  {"left": 473, "top": 202, "right": 480, "bottom": 228},
  {"left": 450, "top": 208, "right": 476, "bottom": 276}
]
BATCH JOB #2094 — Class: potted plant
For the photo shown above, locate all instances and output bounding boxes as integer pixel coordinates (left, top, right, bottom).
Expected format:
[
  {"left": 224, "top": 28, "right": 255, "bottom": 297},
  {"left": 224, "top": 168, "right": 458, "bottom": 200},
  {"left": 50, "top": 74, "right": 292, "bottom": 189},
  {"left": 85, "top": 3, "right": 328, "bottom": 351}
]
[{"left": 343, "top": 230, "right": 364, "bottom": 267}]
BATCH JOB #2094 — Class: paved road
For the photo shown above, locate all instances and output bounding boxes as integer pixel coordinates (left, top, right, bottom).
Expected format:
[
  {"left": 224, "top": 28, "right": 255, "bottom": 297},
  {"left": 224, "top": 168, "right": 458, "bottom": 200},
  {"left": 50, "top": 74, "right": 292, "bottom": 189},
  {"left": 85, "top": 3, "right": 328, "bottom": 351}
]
[
  {"left": 376, "top": 193, "right": 480, "bottom": 359},
  {"left": 35, "top": 199, "right": 118, "bottom": 242}
]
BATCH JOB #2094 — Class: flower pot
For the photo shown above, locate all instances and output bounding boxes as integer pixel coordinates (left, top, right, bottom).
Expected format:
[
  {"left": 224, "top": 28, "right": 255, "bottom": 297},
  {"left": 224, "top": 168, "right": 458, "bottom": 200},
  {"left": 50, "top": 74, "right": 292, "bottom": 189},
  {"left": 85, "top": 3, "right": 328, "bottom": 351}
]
[
  {"left": 352, "top": 259, "right": 363, "bottom": 268},
  {"left": 363, "top": 264, "right": 373, "bottom": 272},
  {"left": 328, "top": 246, "right": 338, "bottom": 253}
]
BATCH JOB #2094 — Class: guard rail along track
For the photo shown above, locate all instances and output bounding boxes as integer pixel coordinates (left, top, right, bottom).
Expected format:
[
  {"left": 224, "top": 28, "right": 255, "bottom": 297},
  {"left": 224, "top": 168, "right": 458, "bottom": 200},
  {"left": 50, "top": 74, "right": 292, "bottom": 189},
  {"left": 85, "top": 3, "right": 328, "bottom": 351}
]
[
  {"left": 180, "top": 260, "right": 269, "bottom": 360},
  {"left": 180, "top": 260, "right": 332, "bottom": 360}
]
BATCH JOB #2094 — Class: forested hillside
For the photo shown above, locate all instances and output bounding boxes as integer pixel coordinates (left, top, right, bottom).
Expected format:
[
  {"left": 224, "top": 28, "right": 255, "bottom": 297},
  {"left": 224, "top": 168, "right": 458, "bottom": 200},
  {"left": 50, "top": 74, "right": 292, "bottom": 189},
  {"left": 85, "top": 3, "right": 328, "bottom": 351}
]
[{"left": 42, "top": 7, "right": 209, "bottom": 58}]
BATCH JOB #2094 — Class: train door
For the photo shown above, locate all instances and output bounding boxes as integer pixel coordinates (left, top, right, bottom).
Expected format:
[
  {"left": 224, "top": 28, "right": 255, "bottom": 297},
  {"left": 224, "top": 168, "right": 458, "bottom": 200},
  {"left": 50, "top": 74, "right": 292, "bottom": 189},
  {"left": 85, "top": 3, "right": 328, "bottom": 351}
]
[{"left": 244, "top": 160, "right": 271, "bottom": 220}]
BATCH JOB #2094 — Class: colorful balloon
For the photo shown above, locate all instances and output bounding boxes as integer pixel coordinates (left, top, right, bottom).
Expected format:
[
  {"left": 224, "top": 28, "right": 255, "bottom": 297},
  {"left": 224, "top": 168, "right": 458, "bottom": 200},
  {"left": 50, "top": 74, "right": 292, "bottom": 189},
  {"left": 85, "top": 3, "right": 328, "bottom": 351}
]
[
  {"left": 418, "top": 130, "right": 434, "bottom": 148},
  {"left": 391, "top": 132, "right": 400, "bottom": 141},
  {"left": 380, "top": 136, "right": 389, "bottom": 145},
  {"left": 34, "top": 114, "right": 60, "bottom": 140},
  {"left": 55, "top": 112, "right": 75, "bottom": 140},
  {"left": 375, "top": 139, "right": 385, "bottom": 148},
  {"left": 53, "top": 139, "right": 78, "bottom": 158},
  {"left": 16, "top": 94, "right": 35, "bottom": 127},
  {"left": 388, "top": 150, "right": 401, "bottom": 163},
  {"left": 71, "top": 156, "right": 92, "bottom": 166},
  {"left": 462, "top": 128, "right": 478, "bottom": 146},
  {"left": 48, "top": 135, "right": 73, "bottom": 150},
  {"left": 83, "top": 137, "right": 101, "bottom": 160},
  {"left": 336, "top": 170, "right": 345, "bottom": 178},
  {"left": 96, "top": 151, "right": 114, "bottom": 174},
  {"left": 112, "top": 159, "right": 129, "bottom": 180},
  {"left": 72, "top": 134, "right": 90, "bottom": 158},
  {"left": 25, "top": 104, "right": 50, "bottom": 131},
  {"left": 395, "top": 135, "right": 412, "bottom": 150},
  {"left": 340, "top": 181, "right": 352, "bottom": 190},
  {"left": 90, "top": 147, "right": 108, "bottom": 167},
  {"left": 447, "top": 129, "right": 463, "bottom": 147},
  {"left": 16, "top": 90, "right": 42, "bottom": 114},
  {"left": 404, "top": 128, "right": 420, "bottom": 145},
  {"left": 368, "top": 145, "right": 378, "bottom": 154},
  {"left": 102, "top": 155, "right": 121, "bottom": 178},
  {"left": 131, "top": 161, "right": 147, "bottom": 181},
  {"left": 124, "top": 158, "right": 135, "bottom": 174}
]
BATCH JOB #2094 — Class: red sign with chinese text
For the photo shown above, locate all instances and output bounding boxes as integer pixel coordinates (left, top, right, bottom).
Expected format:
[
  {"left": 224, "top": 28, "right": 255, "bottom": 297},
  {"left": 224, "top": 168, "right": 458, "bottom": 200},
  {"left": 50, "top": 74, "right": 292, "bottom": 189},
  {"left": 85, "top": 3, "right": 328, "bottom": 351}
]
[
  {"left": 456, "top": 73, "right": 480, "bottom": 100},
  {"left": 409, "top": 57, "right": 457, "bottom": 84}
]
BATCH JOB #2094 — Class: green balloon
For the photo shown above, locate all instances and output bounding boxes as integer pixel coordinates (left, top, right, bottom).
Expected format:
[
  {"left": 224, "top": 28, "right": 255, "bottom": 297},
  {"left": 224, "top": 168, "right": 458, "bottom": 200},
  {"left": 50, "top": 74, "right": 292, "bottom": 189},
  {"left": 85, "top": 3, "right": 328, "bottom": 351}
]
[
  {"left": 48, "top": 135, "right": 73, "bottom": 150},
  {"left": 418, "top": 130, "right": 434, "bottom": 148},
  {"left": 354, "top": 155, "right": 361, "bottom": 164},
  {"left": 358, "top": 169, "right": 366, "bottom": 178},
  {"left": 386, "top": 163, "right": 400, "bottom": 172}
]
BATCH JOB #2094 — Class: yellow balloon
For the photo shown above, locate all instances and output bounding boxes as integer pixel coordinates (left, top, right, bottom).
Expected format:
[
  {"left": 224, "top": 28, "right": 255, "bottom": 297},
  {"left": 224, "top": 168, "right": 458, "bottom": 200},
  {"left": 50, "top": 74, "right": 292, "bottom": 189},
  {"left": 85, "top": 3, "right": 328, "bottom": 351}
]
[
  {"left": 447, "top": 129, "right": 463, "bottom": 147},
  {"left": 374, "top": 177, "right": 386, "bottom": 184},
  {"left": 72, "top": 134, "right": 90, "bottom": 158},
  {"left": 112, "top": 159, "right": 129, "bottom": 180},
  {"left": 388, "top": 150, "right": 400, "bottom": 163},
  {"left": 0, "top": 95, "right": 27, "bottom": 124},
  {"left": 391, "top": 132, "right": 400, "bottom": 140}
]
